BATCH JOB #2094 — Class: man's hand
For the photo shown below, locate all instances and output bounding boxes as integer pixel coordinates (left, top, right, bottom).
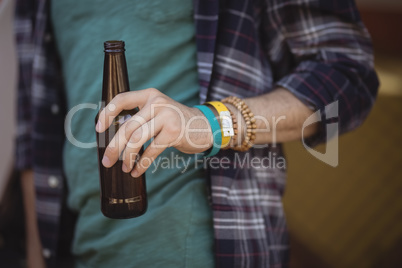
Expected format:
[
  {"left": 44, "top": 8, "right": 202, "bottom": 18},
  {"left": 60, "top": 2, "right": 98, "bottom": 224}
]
[
  {"left": 21, "top": 170, "right": 46, "bottom": 268},
  {"left": 96, "top": 88, "right": 213, "bottom": 177}
]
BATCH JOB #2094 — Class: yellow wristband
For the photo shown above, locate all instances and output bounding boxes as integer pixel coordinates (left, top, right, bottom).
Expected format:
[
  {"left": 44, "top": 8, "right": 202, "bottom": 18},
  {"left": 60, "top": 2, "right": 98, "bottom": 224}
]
[{"left": 206, "top": 101, "right": 234, "bottom": 148}]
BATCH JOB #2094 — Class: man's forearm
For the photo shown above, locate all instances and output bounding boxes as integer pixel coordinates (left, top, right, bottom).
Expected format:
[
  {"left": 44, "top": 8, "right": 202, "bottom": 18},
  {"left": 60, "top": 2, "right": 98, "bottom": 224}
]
[
  {"left": 228, "top": 87, "right": 319, "bottom": 146},
  {"left": 21, "top": 170, "right": 45, "bottom": 268}
]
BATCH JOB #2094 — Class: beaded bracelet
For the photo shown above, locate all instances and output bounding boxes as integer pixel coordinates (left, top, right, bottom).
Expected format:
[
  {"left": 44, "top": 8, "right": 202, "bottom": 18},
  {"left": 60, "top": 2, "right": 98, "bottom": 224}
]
[
  {"left": 221, "top": 96, "right": 257, "bottom": 152},
  {"left": 194, "top": 105, "right": 222, "bottom": 157}
]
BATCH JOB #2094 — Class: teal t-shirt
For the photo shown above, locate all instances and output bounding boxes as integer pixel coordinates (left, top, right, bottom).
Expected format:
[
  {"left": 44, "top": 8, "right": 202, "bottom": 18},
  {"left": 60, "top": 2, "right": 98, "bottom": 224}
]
[{"left": 51, "top": 1, "right": 213, "bottom": 267}]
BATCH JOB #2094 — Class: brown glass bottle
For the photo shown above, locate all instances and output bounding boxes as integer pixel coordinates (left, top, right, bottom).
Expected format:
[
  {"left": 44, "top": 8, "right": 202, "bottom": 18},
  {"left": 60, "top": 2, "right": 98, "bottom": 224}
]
[{"left": 95, "top": 40, "right": 147, "bottom": 219}]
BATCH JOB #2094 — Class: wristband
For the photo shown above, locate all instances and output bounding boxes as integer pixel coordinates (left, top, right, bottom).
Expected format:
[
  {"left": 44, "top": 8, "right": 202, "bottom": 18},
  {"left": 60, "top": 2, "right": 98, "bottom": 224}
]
[
  {"left": 194, "top": 105, "right": 222, "bottom": 157},
  {"left": 206, "top": 101, "right": 234, "bottom": 148}
]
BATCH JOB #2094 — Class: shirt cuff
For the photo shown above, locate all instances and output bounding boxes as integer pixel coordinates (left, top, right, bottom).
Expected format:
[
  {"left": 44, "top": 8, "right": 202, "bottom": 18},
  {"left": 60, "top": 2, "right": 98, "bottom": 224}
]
[
  {"left": 274, "top": 59, "right": 376, "bottom": 147},
  {"left": 15, "top": 135, "right": 32, "bottom": 170}
]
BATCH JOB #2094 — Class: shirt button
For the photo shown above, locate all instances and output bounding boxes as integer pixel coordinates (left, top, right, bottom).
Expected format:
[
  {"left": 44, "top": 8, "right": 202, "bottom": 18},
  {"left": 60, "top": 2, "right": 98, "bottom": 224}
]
[
  {"left": 45, "top": 33, "right": 52, "bottom": 42},
  {"left": 48, "top": 176, "right": 59, "bottom": 188},
  {"left": 51, "top": 104, "right": 59, "bottom": 114},
  {"left": 42, "top": 248, "right": 52, "bottom": 259}
]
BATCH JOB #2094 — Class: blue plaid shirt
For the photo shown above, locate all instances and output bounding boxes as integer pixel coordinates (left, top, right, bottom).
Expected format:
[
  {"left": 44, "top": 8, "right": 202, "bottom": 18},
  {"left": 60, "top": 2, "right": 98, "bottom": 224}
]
[{"left": 15, "top": 0, "right": 378, "bottom": 267}]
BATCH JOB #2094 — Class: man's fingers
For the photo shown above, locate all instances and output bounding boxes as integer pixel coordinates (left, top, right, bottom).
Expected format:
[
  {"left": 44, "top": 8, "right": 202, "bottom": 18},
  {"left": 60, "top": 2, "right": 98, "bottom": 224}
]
[
  {"left": 96, "top": 88, "right": 156, "bottom": 133},
  {"left": 102, "top": 115, "right": 145, "bottom": 167},
  {"left": 131, "top": 135, "right": 168, "bottom": 178},
  {"left": 122, "top": 117, "right": 164, "bottom": 172}
]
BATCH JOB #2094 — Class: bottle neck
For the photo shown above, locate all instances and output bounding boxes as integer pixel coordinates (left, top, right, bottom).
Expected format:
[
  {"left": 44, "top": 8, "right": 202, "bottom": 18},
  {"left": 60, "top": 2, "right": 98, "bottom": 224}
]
[{"left": 102, "top": 51, "right": 130, "bottom": 104}]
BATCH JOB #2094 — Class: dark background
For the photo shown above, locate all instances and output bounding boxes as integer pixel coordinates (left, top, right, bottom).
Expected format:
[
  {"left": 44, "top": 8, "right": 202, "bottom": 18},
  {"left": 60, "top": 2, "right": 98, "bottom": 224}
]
[{"left": 284, "top": 1, "right": 402, "bottom": 267}]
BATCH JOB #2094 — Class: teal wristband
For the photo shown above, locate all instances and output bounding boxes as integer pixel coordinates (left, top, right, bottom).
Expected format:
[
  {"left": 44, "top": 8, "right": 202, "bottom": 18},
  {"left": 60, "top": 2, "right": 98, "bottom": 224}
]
[{"left": 194, "top": 105, "right": 221, "bottom": 157}]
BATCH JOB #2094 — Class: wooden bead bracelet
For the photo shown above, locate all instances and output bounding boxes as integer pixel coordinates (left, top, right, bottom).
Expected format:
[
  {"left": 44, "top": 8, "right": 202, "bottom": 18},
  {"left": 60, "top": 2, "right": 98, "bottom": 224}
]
[{"left": 221, "top": 96, "right": 257, "bottom": 152}]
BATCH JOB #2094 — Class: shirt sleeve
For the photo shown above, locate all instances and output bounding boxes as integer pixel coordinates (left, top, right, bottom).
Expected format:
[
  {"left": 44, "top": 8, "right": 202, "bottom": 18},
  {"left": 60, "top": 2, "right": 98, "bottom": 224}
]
[
  {"left": 264, "top": 0, "right": 379, "bottom": 146},
  {"left": 14, "top": 0, "right": 35, "bottom": 170}
]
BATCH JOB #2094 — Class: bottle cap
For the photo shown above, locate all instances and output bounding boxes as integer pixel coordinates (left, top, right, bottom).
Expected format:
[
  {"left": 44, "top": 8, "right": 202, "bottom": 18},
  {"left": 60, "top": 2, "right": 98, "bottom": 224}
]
[{"left": 104, "top": 40, "right": 125, "bottom": 52}]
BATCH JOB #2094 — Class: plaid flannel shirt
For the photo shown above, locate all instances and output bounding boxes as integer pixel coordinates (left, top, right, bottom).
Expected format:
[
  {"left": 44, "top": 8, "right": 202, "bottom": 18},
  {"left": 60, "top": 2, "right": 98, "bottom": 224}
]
[{"left": 15, "top": 0, "right": 378, "bottom": 267}]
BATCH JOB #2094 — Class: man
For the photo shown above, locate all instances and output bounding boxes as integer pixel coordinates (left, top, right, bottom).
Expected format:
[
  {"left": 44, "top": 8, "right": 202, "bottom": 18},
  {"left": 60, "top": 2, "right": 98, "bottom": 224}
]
[{"left": 15, "top": 0, "right": 378, "bottom": 267}]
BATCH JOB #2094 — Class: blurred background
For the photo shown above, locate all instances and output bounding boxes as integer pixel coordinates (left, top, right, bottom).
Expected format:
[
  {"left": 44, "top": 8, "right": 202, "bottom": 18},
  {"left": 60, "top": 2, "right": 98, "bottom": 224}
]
[
  {"left": 0, "top": 0, "right": 401, "bottom": 267},
  {"left": 284, "top": 0, "right": 402, "bottom": 267}
]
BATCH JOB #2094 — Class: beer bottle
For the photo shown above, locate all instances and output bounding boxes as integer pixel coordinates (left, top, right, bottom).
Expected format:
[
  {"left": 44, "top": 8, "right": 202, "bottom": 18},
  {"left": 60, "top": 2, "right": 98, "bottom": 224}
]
[{"left": 95, "top": 40, "right": 147, "bottom": 219}]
